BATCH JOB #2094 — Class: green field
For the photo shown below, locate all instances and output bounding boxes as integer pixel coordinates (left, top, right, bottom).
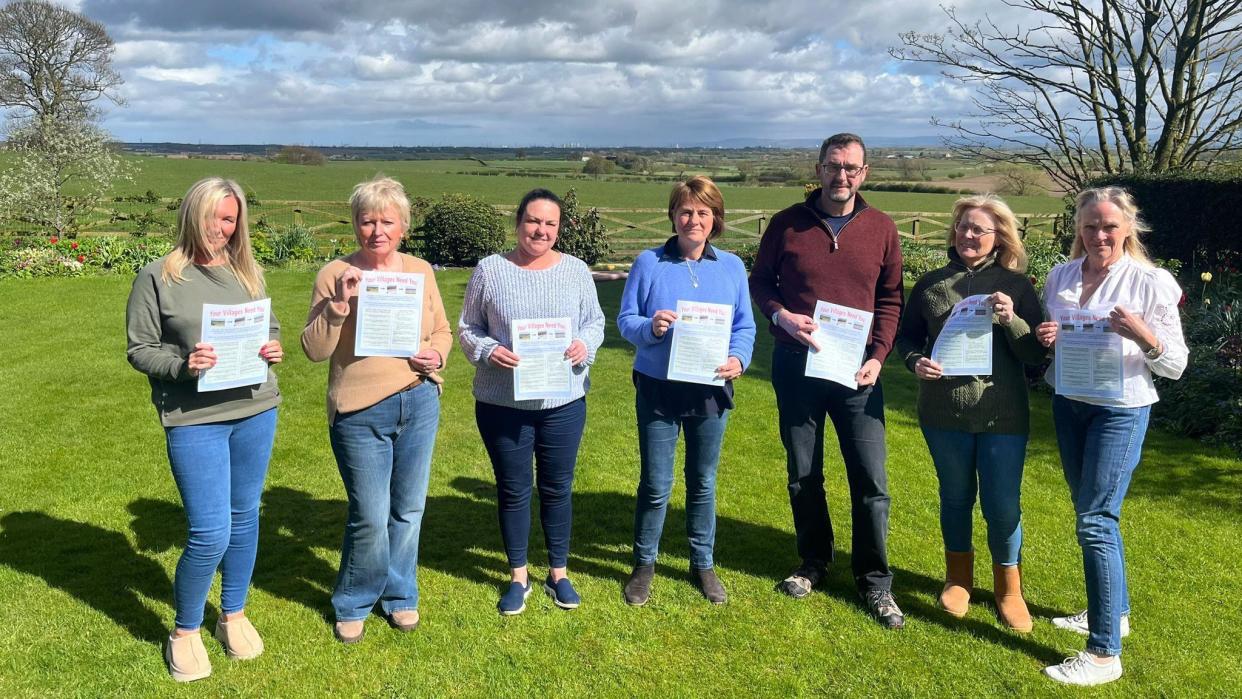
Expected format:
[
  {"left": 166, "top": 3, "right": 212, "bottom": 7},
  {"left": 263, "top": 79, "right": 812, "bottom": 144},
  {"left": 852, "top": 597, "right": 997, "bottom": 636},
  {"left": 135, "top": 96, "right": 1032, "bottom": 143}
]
[
  {"left": 1, "top": 271, "right": 1238, "bottom": 696},
  {"left": 108, "top": 157, "right": 1066, "bottom": 213}
]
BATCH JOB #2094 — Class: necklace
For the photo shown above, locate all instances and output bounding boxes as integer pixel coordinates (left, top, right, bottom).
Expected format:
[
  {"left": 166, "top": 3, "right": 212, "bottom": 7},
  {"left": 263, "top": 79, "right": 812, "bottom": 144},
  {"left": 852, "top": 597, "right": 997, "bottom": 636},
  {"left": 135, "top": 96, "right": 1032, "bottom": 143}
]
[{"left": 684, "top": 258, "right": 700, "bottom": 288}]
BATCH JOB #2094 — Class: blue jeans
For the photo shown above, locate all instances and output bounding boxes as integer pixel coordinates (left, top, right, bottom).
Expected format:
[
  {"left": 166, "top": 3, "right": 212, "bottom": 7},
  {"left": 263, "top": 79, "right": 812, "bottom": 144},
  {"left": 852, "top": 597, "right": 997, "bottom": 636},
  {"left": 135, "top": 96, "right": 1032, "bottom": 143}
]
[
  {"left": 1053, "top": 395, "right": 1151, "bottom": 657},
  {"left": 329, "top": 381, "right": 439, "bottom": 621},
  {"left": 476, "top": 399, "right": 586, "bottom": 569},
  {"left": 920, "top": 427, "right": 1027, "bottom": 565},
  {"left": 165, "top": 408, "right": 277, "bottom": 630},
  {"left": 633, "top": 392, "right": 729, "bottom": 569}
]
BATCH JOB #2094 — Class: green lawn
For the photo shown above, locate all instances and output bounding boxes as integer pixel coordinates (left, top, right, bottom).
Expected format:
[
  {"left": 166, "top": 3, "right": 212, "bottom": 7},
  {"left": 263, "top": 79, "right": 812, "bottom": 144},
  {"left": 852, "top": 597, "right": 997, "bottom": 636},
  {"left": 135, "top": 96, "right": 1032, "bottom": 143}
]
[{"left": 1, "top": 270, "right": 1238, "bottom": 696}]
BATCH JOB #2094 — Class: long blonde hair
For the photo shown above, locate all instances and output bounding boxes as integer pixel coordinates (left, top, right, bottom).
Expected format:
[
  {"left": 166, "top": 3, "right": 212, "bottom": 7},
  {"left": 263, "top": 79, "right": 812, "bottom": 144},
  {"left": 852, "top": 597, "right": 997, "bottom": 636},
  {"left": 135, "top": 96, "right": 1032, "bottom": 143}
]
[
  {"left": 161, "top": 177, "right": 265, "bottom": 298},
  {"left": 1069, "top": 186, "right": 1153, "bottom": 266},
  {"left": 949, "top": 194, "right": 1028, "bottom": 273}
]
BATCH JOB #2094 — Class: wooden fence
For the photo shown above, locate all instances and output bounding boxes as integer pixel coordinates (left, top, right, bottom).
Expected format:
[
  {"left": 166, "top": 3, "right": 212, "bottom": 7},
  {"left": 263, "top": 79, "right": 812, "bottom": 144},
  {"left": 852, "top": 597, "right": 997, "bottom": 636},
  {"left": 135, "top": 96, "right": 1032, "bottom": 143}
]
[{"left": 7, "top": 200, "right": 1067, "bottom": 263}]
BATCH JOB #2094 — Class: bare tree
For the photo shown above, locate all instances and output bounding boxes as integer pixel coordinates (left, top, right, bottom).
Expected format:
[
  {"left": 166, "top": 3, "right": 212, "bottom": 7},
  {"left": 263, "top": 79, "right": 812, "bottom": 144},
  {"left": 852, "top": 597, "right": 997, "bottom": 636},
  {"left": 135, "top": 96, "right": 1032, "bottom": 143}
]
[
  {"left": 0, "top": 0, "right": 124, "bottom": 123},
  {"left": 892, "top": 0, "right": 1242, "bottom": 191}
]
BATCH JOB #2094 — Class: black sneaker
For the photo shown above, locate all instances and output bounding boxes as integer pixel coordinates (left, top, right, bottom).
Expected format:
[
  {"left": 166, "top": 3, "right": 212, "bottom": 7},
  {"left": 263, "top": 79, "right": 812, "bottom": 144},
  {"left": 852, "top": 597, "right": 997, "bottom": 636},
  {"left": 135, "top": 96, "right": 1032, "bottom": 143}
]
[
  {"left": 775, "top": 561, "right": 826, "bottom": 599},
  {"left": 623, "top": 564, "right": 654, "bottom": 606},
  {"left": 692, "top": 566, "right": 727, "bottom": 605},
  {"left": 861, "top": 589, "right": 904, "bottom": 629}
]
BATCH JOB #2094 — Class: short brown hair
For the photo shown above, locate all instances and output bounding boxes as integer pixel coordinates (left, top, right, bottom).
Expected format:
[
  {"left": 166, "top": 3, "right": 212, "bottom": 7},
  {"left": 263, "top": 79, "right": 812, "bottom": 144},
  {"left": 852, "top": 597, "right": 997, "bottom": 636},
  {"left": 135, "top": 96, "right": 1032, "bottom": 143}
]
[
  {"left": 667, "top": 176, "right": 725, "bottom": 239},
  {"left": 818, "top": 133, "right": 866, "bottom": 164}
]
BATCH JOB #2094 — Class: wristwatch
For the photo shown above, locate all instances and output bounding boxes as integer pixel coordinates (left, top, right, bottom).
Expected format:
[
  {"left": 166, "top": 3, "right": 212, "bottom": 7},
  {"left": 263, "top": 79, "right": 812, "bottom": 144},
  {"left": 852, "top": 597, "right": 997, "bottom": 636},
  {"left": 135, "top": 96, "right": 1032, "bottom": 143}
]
[
  {"left": 1144, "top": 342, "right": 1163, "bottom": 360},
  {"left": 771, "top": 309, "right": 782, "bottom": 327}
]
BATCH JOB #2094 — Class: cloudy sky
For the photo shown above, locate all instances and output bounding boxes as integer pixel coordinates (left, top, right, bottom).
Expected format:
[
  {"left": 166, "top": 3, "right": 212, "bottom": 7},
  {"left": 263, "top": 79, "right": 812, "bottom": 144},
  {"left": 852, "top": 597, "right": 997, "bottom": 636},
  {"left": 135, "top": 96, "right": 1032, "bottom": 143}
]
[{"left": 61, "top": 0, "right": 1022, "bottom": 147}]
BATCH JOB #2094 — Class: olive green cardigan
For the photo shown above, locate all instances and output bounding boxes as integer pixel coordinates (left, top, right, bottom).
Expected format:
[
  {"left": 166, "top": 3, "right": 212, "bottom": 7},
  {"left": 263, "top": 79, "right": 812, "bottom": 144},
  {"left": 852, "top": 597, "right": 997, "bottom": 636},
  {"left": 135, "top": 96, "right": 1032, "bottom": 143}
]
[{"left": 895, "top": 252, "right": 1046, "bottom": 434}]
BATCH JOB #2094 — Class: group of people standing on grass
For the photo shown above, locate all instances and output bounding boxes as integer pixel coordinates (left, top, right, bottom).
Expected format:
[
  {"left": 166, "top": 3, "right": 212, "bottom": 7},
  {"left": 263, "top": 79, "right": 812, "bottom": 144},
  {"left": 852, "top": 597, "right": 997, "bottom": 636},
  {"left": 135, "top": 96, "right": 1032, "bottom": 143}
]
[{"left": 125, "top": 132, "right": 1186, "bottom": 688}]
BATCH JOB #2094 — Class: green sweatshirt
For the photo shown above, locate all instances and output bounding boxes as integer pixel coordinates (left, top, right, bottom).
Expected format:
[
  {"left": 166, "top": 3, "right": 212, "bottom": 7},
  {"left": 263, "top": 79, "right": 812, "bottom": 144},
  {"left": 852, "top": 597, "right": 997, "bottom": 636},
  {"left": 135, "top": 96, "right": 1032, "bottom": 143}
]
[
  {"left": 895, "top": 252, "right": 1046, "bottom": 434},
  {"left": 126, "top": 257, "right": 281, "bottom": 427}
]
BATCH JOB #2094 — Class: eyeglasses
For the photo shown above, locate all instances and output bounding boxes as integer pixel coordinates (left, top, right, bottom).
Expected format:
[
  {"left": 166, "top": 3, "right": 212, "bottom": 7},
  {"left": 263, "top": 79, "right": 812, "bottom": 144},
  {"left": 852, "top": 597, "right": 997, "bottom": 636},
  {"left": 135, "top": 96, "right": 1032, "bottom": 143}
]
[
  {"left": 820, "top": 163, "right": 866, "bottom": 178},
  {"left": 954, "top": 221, "right": 997, "bottom": 238}
]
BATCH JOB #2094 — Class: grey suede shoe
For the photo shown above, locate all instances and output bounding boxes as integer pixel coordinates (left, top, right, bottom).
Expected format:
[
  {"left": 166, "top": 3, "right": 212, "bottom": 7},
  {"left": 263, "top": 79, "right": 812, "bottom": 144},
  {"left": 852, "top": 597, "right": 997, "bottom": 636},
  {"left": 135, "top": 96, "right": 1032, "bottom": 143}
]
[
  {"left": 693, "top": 566, "right": 727, "bottom": 605},
  {"left": 623, "top": 564, "right": 655, "bottom": 606}
]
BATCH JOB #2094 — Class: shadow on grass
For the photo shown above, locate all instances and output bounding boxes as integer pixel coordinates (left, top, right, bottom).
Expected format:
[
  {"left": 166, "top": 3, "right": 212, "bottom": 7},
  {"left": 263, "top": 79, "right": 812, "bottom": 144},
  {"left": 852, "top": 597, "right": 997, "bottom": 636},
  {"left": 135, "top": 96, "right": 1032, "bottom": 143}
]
[
  {"left": 0, "top": 511, "right": 172, "bottom": 645},
  {"left": 51, "top": 474, "right": 1067, "bottom": 662}
]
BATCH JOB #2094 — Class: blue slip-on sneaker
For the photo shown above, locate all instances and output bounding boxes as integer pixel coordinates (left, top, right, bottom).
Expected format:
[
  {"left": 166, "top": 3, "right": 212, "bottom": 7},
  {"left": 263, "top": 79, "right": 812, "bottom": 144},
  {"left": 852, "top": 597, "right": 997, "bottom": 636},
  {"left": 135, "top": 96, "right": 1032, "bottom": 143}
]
[
  {"left": 498, "top": 580, "right": 533, "bottom": 615},
  {"left": 544, "top": 576, "right": 581, "bottom": 610}
]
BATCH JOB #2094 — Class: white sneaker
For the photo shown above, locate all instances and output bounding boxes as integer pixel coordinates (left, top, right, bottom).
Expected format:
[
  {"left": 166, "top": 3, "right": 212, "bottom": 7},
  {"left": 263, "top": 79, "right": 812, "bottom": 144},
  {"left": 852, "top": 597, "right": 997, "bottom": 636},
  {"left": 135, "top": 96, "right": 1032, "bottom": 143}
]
[
  {"left": 1052, "top": 609, "right": 1131, "bottom": 637},
  {"left": 1043, "top": 651, "right": 1122, "bottom": 686}
]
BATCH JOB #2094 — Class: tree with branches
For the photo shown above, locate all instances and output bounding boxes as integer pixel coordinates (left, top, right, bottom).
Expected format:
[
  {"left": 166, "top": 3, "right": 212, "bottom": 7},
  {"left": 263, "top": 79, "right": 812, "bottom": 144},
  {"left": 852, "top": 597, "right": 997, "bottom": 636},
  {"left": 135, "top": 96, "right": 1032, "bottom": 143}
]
[
  {"left": 1, "top": 0, "right": 129, "bottom": 236},
  {"left": 892, "top": 0, "right": 1242, "bottom": 191},
  {"left": 0, "top": 0, "right": 124, "bottom": 123},
  {"left": 0, "top": 119, "right": 133, "bottom": 237}
]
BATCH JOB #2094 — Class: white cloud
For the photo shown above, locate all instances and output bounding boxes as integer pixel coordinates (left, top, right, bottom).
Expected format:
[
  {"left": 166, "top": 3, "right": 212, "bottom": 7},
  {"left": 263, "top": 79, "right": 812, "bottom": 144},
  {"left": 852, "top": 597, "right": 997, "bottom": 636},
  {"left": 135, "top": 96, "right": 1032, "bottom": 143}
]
[
  {"left": 133, "top": 66, "right": 226, "bottom": 85},
  {"left": 79, "top": 0, "right": 1025, "bottom": 145}
]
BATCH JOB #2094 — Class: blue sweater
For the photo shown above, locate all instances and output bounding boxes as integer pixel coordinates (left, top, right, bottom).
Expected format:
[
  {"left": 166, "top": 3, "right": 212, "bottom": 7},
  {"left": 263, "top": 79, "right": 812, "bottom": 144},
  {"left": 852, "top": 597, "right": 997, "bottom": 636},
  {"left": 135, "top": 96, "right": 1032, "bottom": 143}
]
[{"left": 618, "top": 238, "right": 756, "bottom": 379}]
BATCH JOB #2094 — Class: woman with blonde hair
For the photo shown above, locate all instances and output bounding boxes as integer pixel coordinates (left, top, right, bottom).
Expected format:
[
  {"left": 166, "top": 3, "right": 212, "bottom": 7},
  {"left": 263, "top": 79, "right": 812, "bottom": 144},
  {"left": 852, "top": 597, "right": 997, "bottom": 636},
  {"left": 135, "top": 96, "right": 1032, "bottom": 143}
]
[
  {"left": 126, "top": 177, "right": 284, "bottom": 682},
  {"left": 303, "top": 176, "right": 452, "bottom": 643},
  {"left": 1035, "top": 187, "right": 1186, "bottom": 686},
  {"left": 896, "top": 193, "right": 1046, "bottom": 632}
]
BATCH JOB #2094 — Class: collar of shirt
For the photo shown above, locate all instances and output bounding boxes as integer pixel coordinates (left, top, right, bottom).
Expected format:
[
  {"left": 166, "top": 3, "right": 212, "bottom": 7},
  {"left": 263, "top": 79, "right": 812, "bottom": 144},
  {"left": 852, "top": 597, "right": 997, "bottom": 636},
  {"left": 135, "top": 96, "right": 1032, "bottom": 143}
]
[{"left": 660, "top": 235, "right": 718, "bottom": 262}]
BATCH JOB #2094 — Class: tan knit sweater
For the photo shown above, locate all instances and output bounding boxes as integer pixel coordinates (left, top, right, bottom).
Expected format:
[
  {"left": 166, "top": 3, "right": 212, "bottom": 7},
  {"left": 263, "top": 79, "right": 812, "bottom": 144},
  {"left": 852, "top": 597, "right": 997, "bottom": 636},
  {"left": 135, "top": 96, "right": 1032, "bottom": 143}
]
[{"left": 301, "top": 253, "right": 453, "bottom": 422}]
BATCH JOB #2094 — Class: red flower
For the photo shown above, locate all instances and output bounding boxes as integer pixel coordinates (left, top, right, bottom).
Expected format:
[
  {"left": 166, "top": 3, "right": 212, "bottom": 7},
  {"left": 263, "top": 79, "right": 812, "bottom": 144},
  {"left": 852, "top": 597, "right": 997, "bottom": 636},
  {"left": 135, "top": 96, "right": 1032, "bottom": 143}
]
[
  {"left": 1178, "top": 292, "right": 1188, "bottom": 307},
  {"left": 77, "top": 255, "right": 85, "bottom": 263},
  {"left": 71, "top": 242, "right": 79, "bottom": 250},
  {"left": 49, "top": 236, "right": 59, "bottom": 244}
]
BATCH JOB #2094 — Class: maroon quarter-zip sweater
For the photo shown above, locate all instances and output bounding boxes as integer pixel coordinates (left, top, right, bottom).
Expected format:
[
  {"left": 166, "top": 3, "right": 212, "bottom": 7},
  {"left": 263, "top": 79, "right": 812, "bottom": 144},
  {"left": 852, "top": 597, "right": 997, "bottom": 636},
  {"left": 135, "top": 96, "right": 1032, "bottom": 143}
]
[{"left": 749, "top": 190, "right": 904, "bottom": 362}]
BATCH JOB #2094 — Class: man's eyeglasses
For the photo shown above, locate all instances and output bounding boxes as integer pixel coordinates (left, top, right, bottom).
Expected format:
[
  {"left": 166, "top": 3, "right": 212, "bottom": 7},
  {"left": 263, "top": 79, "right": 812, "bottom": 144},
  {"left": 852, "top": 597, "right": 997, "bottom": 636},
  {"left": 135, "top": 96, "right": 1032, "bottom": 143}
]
[
  {"left": 954, "top": 221, "right": 997, "bottom": 238},
  {"left": 820, "top": 163, "right": 866, "bottom": 178}
]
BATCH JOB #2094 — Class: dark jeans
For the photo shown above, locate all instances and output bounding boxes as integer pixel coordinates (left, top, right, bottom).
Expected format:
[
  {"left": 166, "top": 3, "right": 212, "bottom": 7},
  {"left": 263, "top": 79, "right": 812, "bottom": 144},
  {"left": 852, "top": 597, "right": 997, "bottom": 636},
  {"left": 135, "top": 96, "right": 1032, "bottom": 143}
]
[
  {"left": 476, "top": 398, "right": 586, "bottom": 569},
  {"left": 771, "top": 344, "right": 892, "bottom": 592}
]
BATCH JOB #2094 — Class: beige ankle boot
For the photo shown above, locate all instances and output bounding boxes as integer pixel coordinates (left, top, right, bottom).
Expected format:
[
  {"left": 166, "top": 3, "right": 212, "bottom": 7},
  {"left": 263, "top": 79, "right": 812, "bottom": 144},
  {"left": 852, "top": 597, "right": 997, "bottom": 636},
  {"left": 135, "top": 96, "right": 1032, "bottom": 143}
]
[
  {"left": 939, "top": 551, "right": 973, "bottom": 617},
  {"left": 214, "top": 615, "right": 264, "bottom": 659},
  {"left": 993, "top": 563, "right": 1033, "bottom": 632},
  {"left": 165, "top": 631, "right": 212, "bottom": 682}
]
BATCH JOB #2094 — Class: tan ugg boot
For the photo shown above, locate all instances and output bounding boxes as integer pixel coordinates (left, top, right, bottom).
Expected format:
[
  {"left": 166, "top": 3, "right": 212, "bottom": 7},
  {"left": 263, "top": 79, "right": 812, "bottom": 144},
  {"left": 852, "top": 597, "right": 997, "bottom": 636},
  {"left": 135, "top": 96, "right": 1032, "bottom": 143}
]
[
  {"left": 939, "top": 551, "right": 973, "bottom": 617},
  {"left": 993, "top": 563, "right": 1033, "bottom": 632},
  {"left": 165, "top": 631, "right": 212, "bottom": 682}
]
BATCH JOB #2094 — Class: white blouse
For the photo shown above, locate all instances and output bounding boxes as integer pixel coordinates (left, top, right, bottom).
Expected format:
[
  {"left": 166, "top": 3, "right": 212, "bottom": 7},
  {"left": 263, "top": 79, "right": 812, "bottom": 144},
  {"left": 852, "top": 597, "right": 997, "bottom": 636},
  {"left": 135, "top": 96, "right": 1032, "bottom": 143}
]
[{"left": 1043, "top": 254, "right": 1188, "bottom": 407}]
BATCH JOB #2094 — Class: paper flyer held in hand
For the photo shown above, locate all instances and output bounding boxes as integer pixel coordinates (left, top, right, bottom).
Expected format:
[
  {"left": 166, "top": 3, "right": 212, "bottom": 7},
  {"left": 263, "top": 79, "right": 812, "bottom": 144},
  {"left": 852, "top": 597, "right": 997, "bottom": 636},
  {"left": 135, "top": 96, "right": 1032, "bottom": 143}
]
[
  {"left": 931, "top": 294, "right": 993, "bottom": 376},
  {"left": 1054, "top": 307, "right": 1124, "bottom": 399},
  {"left": 511, "top": 317, "right": 574, "bottom": 401},
  {"left": 197, "top": 298, "right": 271, "bottom": 392},
  {"left": 804, "top": 300, "right": 873, "bottom": 389},
  {"left": 354, "top": 271, "right": 425, "bottom": 358},
  {"left": 667, "top": 300, "right": 732, "bottom": 386}
]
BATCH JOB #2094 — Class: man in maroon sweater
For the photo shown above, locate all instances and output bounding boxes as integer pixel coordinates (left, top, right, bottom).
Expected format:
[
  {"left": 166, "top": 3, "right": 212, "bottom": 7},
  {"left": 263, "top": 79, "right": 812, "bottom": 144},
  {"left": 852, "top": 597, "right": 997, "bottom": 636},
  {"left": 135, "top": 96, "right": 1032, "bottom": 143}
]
[{"left": 748, "top": 133, "right": 905, "bottom": 628}]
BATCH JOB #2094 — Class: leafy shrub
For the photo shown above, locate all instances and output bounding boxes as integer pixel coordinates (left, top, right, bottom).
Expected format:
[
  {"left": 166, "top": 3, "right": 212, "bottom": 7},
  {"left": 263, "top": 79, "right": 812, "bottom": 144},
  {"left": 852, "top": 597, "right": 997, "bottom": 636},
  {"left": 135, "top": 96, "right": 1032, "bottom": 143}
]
[
  {"left": 554, "top": 189, "right": 610, "bottom": 265},
  {"left": 1023, "top": 235, "right": 1068, "bottom": 289},
  {"left": 1, "top": 246, "right": 86, "bottom": 278},
  {"left": 270, "top": 226, "right": 318, "bottom": 263},
  {"left": 420, "top": 193, "right": 506, "bottom": 266},
  {"left": 0, "top": 235, "right": 172, "bottom": 277},
  {"left": 734, "top": 241, "right": 760, "bottom": 270},
  {"left": 900, "top": 237, "right": 948, "bottom": 280},
  {"left": 1151, "top": 273, "right": 1242, "bottom": 454}
]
